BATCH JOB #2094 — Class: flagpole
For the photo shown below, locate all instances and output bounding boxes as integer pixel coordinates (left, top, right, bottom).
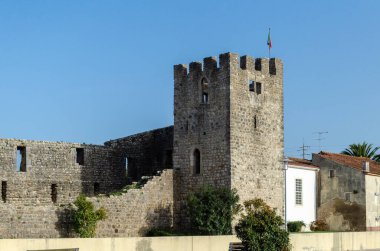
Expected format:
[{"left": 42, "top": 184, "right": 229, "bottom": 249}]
[{"left": 268, "top": 28, "right": 271, "bottom": 58}]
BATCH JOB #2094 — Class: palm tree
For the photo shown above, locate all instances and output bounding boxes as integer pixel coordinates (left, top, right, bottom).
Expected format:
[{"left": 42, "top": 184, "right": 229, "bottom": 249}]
[{"left": 341, "top": 142, "right": 380, "bottom": 161}]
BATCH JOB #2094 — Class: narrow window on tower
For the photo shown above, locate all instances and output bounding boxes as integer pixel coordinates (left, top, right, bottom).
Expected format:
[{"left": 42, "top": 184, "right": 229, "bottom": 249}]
[
  {"left": 51, "top": 184, "right": 57, "bottom": 203},
  {"left": 256, "top": 82, "right": 262, "bottom": 94},
  {"left": 249, "top": 80, "right": 255, "bottom": 92},
  {"left": 192, "top": 149, "right": 201, "bottom": 175},
  {"left": 254, "top": 115, "right": 257, "bottom": 130},
  {"left": 16, "top": 146, "right": 26, "bottom": 172},
  {"left": 201, "top": 78, "right": 209, "bottom": 104}
]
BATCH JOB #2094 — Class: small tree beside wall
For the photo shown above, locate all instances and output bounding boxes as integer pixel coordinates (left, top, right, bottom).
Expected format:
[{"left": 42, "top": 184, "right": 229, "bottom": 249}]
[{"left": 71, "top": 194, "right": 107, "bottom": 238}]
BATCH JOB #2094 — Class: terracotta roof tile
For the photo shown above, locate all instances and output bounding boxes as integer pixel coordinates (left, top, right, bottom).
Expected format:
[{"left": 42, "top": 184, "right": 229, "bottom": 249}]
[
  {"left": 317, "top": 152, "right": 380, "bottom": 175},
  {"left": 289, "top": 157, "right": 319, "bottom": 169}
]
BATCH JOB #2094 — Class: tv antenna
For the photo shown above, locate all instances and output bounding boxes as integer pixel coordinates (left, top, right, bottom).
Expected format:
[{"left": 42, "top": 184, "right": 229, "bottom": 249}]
[
  {"left": 314, "top": 131, "right": 328, "bottom": 152},
  {"left": 298, "top": 140, "right": 311, "bottom": 159}
]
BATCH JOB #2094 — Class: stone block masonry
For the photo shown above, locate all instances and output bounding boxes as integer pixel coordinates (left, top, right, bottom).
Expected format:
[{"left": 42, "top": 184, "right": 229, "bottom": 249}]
[
  {"left": 0, "top": 52, "right": 285, "bottom": 238},
  {"left": 173, "top": 53, "right": 284, "bottom": 228},
  {"left": 90, "top": 169, "right": 173, "bottom": 237}
]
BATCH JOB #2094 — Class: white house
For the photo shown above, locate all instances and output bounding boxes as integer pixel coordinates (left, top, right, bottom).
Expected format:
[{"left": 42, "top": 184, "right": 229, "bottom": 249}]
[{"left": 286, "top": 158, "right": 319, "bottom": 230}]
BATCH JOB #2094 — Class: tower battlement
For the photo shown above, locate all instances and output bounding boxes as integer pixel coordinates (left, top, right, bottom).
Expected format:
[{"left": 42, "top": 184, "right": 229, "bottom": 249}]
[{"left": 174, "top": 52, "right": 282, "bottom": 78}]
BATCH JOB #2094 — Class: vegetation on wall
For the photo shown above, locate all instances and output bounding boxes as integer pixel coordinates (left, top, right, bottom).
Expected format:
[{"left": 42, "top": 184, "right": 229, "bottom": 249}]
[
  {"left": 287, "top": 221, "right": 305, "bottom": 232},
  {"left": 235, "top": 198, "right": 290, "bottom": 251},
  {"left": 310, "top": 219, "right": 329, "bottom": 231},
  {"left": 186, "top": 186, "right": 241, "bottom": 235},
  {"left": 72, "top": 194, "right": 107, "bottom": 238}
]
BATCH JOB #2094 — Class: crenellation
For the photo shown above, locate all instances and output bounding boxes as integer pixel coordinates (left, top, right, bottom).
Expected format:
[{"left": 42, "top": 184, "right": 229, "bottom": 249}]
[
  {"left": 203, "top": 56, "right": 218, "bottom": 73},
  {"left": 240, "top": 55, "right": 255, "bottom": 71},
  {"left": 189, "top": 61, "right": 202, "bottom": 74}
]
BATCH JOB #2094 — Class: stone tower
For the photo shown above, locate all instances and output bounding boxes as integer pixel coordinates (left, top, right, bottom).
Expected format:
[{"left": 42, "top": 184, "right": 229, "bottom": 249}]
[{"left": 173, "top": 52, "right": 284, "bottom": 227}]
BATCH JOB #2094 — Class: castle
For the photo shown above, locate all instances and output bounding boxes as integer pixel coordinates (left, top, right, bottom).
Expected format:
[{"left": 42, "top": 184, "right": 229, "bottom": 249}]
[{"left": 0, "top": 52, "right": 284, "bottom": 238}]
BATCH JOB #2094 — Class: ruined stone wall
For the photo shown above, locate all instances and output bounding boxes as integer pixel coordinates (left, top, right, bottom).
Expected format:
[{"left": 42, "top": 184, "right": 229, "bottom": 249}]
[
  {"left": 312, "top": 154, "right": 366, "bottom": 231},
  {"left": 0, "top": 138, "right": 126, "bottom": 238},
  {"left": 105, "top": 127, "right": 173, "bottom": 180},
  {"left": 229, "top": 54, "right": 284, "bottom": 213},
  {"left": 173, "top": 54, "right": 232, "bottom": 227},
  {"left": 90, "top": 169, "right": 173, "bottom": 237}
]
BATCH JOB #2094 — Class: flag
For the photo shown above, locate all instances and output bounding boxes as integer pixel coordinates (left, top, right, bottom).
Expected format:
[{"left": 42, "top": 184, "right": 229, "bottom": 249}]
[{"left": 267, "top": 28, "right": 272, "bottom": 49}]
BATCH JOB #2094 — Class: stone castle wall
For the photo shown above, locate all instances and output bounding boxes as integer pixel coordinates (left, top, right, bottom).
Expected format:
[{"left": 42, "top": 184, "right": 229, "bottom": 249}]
[
  {"left": 0, "top": 138, "right": 126, "bottom": 238},
  {"left": 173, "top": 53, "right": 284, "bottom": 227},
  {"left": 173, "top": 54, "right": 233, "bottom": 227},
  {"left": 105, "top": 126, "right": 173, "bottom": 180},
  {"left": 90, "top": 169, "right": 173, "bottom": 237},
  {"left": 229, "top": 55, "right": 284, "bottom": 213}
]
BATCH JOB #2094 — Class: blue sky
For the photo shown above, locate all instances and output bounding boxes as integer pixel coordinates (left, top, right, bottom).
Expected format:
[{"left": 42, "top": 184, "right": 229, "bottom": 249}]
[{"left": 1, "top": 1, "right": 379, "bottom": 158}]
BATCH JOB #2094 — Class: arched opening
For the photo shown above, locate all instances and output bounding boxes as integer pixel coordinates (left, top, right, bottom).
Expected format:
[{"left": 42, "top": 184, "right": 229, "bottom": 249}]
[
  {"left": 193, "top": 149, "right": 201, "bottom": 174},
  {"left": 201, "top": 78, "right": 209, "bottom": 104}
]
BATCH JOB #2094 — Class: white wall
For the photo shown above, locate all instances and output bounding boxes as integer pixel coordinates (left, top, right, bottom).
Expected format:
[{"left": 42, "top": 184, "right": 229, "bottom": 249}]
[{"left": 286, "top": 166, "right": 317, "bottom": 229}]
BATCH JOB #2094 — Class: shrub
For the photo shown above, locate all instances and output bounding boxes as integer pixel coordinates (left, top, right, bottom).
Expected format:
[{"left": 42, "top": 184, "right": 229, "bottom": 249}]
[
  {"left": 186, "top": 186, "right": 241, "bottom": 235},
  {"left": 287, "top": 221, "right": 305, "bottom": 232},
  {"left": 235, "top": 198, "right": 290, "bottom": 251},
  {"left": 310, "top": 219, "right": 329, "bottom": 231},
  {"left": 146, "top": 227, "right": 185, "bottom": 236},
  {"left": 72, "top": 194, "right": 107, "bottom": 237}
]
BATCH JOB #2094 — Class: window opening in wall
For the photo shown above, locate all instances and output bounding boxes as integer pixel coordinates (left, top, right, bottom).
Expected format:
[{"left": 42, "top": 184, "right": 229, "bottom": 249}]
[
  {"left": 254, "top": 115, "right": 257, "bottom": 129},
  {"left": 51, "top": 184, "right": 57, "bottom": 203},
  {"left": 201, "top": 78, "right": 209, "bottom": 104},
  {"left": 165, "top": 150, "right": 173, "bottom": 168},
  {"left": 1, "top": 181, "right": 6, "bottom": 203},
  {"left": 76, "top": 148, "right": 84, "bottom": 165},
  {"left": 329, "top": 169, "right": 336, "bottom": 178},
  {"left": 16, "top": 146, "right": 26, "bottom": 172},
  {"left": 295, "top": 179, "right": 302, "bottom": 205},
  {"left": 249, "top": 80, "right": 255, "bottom": 92},
  {"left": 193, "top": 149, "right": 201, "bottom": 174},
  {"left": 94, "top": 182, "right": 100, "bottom": 195},
  {"left": 256, "top": 82, "right": 262, "bottom": 94},
  {"left": 202, "top": 92, "right": 209, "bottom": 104}
]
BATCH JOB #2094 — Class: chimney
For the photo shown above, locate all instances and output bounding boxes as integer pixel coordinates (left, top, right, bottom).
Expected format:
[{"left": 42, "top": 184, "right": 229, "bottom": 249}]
[{"left": 362, "top": 161, "right": 370, "bottom": 173}]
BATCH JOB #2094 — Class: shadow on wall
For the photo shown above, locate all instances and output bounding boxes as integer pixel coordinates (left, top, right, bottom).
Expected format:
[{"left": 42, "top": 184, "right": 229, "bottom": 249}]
[
  {"left": 55, "top": 206, "right": 76, "bottom": 237},
  {"left": 138, "top": 204, "right": 173, "bottom": 236},
  {"left": 136, "top": 239, "right": 153, "bottom": 251},
  {"left": 318, "top": 198, "right": 366, "bottom": 231}
]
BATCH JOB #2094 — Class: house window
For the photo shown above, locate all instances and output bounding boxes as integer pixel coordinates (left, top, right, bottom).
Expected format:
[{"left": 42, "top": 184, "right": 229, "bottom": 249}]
[
  {"left": 193, "top": 149, "right": 201, "bottom": 175},
  {"left": 256, "top": 82, "right": 262, "bottom": 94},
  {"left": 329, "top": 169, "right": 335, "bottom": 178},
  {"left": 1, "top": 181, "right": 6, "bottom": 203},
  {"left": 295, "top": 179, "right": 302, "bottom": 205},
  {"left": 16, "top": 146, "right": 26, "bottom": 172},
  {"left": 51, "top": 184, "right": 57, "bottom": 203},
  {"left": 76, "top": 148, "right": 84, "bottom": 165}
]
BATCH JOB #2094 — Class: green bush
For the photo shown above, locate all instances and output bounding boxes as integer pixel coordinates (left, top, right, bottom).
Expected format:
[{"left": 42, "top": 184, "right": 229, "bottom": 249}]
[
  {"left": 72, "top": 194, "right": 107, "bottom": 238},
  {"left": 146, "top": 227, "right": 185, "bottom": 237},
  {"left": 235, "top": 198, "right": 290, "bottom": 251},
  {"left": 186, "top": 186, "right": 241, "bottom": 235},
  {"left": 287, "top": 221, "right": 305, "bottom": 232}
]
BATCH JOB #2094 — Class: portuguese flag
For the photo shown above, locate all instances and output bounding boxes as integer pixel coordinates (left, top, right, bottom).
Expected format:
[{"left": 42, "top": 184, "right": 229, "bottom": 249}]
[{"left": 267, "top": 28, "right": 272, "bottom": 49}]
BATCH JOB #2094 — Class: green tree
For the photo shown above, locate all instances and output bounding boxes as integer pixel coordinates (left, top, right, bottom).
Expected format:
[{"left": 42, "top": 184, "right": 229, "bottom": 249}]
[
  {"left": 341, "top": 142, "right": 380, "bottom": 161},
  {"left": 186, "top": 186, "right": 241, "bottom": 235},
  {"left": 72, "top": 194, "right": 107, "bottom": 238},
  {"left": 235, "top": 198, "right": 290, "bottom": 251}
]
